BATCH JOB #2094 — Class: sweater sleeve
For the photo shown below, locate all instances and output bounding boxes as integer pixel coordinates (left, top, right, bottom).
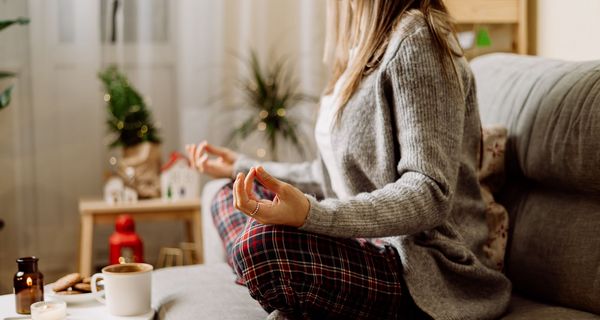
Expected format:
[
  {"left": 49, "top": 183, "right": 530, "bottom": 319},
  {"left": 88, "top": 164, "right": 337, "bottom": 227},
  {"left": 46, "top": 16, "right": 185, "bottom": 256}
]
[
  {"left": 233, "top": 155, "right": 325, "bottom": 197},
  {"left": 299, "top": 28, "right": 466, "bottom": 238}
]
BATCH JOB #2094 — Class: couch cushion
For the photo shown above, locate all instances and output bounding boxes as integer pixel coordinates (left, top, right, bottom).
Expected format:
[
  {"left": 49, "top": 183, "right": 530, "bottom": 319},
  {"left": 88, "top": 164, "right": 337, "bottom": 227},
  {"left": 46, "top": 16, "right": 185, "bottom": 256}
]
[
  {"left": 525, "top": 64, "right": 600, "bottom": 193},
  {"left": 472, "top": 53, "right": 600, "bottom": 315},
  {"left": 501, "top": 294, "right": 600, "bottom": 320},
  {"left": 472, "top": 53, "right": 600, "bottom": 193},
  {"left": 500, "top": 185, "right": 600, "bottom": 314},
  {"left": 152, "top": 263, "right": 266, "bottom": 320}
]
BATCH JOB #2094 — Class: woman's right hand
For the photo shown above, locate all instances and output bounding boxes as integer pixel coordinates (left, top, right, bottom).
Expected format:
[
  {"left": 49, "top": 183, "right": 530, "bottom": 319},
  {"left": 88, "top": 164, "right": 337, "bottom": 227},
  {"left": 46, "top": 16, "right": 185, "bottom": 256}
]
[{"left": 185, "top": 141, "right": 239, "bottom": 178}]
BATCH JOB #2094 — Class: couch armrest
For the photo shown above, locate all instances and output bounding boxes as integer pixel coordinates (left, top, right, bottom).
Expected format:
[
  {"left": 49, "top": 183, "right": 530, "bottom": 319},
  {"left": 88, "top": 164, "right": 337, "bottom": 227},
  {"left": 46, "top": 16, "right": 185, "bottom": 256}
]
[{"left": 201, "top": 178, "right": 231, "bottom": 264}]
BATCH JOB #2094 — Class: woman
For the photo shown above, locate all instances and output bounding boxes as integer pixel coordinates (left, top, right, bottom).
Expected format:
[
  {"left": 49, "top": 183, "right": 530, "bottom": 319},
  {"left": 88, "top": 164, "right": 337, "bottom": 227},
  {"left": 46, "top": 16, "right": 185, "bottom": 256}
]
[{"left": 187, "top": 0, "right": 511, "bottom": 319}]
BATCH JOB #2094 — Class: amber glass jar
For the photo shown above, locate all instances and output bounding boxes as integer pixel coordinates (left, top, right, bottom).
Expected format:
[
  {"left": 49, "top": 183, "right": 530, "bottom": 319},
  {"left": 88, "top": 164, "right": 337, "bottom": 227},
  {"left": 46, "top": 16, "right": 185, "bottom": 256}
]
[{"left": 14, "top": 256, "right": 44, "bottom": 314}]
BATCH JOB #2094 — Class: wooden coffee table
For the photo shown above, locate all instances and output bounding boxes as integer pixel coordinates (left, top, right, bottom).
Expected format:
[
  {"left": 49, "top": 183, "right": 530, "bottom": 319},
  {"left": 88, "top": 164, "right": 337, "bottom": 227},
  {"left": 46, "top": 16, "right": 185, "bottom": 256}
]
[
  {"left": 79, "top": 198, "right": 203, "bottom": 277},
  {"left": 0, "top": 293, "right": 154, "bottom": 319}
]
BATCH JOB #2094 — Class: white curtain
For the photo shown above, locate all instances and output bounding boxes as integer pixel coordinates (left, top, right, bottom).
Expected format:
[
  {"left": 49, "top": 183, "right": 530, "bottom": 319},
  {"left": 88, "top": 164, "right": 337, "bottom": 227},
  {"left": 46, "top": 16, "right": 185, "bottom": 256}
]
[
  {"left": 177, "top": 0, "right": 327, "bottom": 162},
  {"left": 0, "top": 0, "right": 327, "bottom": 293}
]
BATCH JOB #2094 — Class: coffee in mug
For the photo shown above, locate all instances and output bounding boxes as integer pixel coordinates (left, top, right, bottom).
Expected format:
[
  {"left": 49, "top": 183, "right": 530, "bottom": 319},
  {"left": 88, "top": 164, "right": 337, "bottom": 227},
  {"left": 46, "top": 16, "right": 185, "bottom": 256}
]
[{"left": 91, "top": 263, "right": 153, "bottom": 316}]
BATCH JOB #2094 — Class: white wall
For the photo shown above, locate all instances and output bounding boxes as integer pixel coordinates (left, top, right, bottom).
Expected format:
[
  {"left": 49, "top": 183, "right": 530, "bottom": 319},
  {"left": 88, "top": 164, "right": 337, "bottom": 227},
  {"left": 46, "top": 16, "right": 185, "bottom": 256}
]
[{"left": 535, "top": 0, "right": 600, "bottom": 60}]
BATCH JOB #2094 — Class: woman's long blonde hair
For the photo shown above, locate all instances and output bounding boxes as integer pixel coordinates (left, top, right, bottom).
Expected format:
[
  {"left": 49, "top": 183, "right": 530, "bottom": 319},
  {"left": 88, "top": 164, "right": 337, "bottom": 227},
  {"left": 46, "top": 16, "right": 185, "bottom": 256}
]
[{"left": 324, "top": 0, "right": 462, "bottom": 120}]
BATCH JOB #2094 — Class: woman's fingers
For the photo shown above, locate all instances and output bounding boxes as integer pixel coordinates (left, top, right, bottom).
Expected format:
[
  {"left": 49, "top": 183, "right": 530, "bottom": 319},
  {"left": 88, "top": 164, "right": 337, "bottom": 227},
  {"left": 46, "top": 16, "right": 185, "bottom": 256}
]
[
  {"left": 195, "top": 141, "right": 208, "bottom": 164},
  {"left": 234, "top": 172, "right": 248, "bottom": 207},
  {"left": 255, "top": 166, "right": 283, "bottom": 193},
  {"left": 186, "top": 141, "right": 237, "bottom": 175},
  {"left": 196, "top": 154, "right": 208, "bottom": 172},
  {"left": 244, "top": 167, "right": 258, "bottom": 201},
  {"left": 232, "top": 173, "right": 242, "bottom": 210},
  {"left": 185, "top": 144, "right": 196, "bottom": 168},
  {"left": 205, "top": 144, "right": 229, "bottom": 158},
  {"left": 234, "top": 172, "right": 258, "bottom": 215},
  {"left": 234, "top": 171, "right": 278, "bottom": 220},
  {"left": 196, "top": 142, "right": 232, "bottom": 160},
  {"left": 232, "top": 168, "right": 308, "bottom": 227}
]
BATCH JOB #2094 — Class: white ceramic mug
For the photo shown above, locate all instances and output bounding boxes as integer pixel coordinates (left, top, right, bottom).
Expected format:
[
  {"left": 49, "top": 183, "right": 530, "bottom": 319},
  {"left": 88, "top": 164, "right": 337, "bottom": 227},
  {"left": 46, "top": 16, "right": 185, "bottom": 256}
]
[{"left": 91, "top": 263, "right": 153, "bottom": 316}]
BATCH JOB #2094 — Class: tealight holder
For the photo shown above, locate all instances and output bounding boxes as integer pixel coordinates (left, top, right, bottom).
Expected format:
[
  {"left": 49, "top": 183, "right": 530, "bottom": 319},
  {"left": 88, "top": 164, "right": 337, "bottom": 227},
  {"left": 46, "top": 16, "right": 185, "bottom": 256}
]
[{"left": 31, "top": 300, "right": 67, "bottom": 320}]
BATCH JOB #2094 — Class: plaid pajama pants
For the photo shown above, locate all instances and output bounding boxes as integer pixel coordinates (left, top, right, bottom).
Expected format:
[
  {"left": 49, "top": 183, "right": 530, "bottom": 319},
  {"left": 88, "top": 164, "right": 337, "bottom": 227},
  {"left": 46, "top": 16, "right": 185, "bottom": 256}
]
[{"left": 211, "top": 182, "right": 414, "bottom": 319}]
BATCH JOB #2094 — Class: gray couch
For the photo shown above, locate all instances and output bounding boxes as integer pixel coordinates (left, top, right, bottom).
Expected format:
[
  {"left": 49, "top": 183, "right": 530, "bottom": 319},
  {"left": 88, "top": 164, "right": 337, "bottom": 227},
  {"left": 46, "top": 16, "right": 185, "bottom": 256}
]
[{"left": 152, "top": 53, "right": 600, "bottom": 319}]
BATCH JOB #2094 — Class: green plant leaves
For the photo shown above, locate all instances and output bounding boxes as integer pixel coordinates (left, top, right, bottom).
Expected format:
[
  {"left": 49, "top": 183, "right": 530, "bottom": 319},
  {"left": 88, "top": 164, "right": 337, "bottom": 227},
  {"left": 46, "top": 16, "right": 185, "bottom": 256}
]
[
  {"left": 98, "top": 65, "right": 161, "bottom": 148},
  {"left": 0, "top": 17, "right": 29, "bottom": 111},
  {"left": 0, "top": 73, "right": 16, "bottom": 110},
  {"left": 227, "top": 50, "right": 317, "bottom": 159},
  {"left": 0, "top": 85, "right": 14, "bottom": 110},
  {"left": 0, "top": 17, "right": 30, "bottom": 32},
  {"left": 227, "top": 116, "right": 259, "bottom": 146},
  {"left": 0, "top": 72, "right": 16, "bottom": 79}
]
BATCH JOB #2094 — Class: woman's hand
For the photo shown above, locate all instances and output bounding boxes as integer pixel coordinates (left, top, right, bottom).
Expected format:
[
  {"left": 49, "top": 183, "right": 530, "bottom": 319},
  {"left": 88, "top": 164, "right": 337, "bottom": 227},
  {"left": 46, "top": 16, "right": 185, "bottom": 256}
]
[
  {"left": 185, "top": 141, "right": 238, "bottom": 178},
  {"left": 233, "top": 166, "right": 310, "bottom": 227}
]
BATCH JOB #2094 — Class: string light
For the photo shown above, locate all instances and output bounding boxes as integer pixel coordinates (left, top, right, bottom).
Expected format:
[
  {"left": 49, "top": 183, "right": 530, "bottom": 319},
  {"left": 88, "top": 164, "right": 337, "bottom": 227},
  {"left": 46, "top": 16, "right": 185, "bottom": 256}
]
[
  {"left": 104, "top": 94, "right": 111, "bottom": 102},
  {"left": 257, "top": 122, "right": 267, "bottom": 131},
  {"left": 276, "top": 108, "right": 286, "bottom": 117},
  {"left": 256, "top": 148, "right": 266, "bottom": 158},
  {"left": 259, "top": 110, "right": 269, "bottom": 119},
  {"left": 125, "top": 167, "right": 135, "bottom": 178}
]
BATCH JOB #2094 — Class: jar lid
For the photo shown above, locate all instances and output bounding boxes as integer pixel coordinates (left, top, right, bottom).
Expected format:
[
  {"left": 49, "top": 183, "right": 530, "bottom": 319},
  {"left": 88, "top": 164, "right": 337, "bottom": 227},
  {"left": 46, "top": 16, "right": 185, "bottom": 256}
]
[{"left": 16, "top": 256, "right": 39, "bottom": 264}]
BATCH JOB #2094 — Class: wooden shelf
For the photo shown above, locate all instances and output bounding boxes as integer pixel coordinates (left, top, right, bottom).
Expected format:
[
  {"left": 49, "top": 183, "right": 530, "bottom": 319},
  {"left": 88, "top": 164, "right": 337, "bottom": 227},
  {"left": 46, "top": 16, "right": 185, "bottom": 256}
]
[
  {"left": 79, "top": 198, "right": 201, "bottom": 214},
  {"left": 445, "top": 0, "right": 528, "bottom": 55},
  {"left": 445, "top": 0, "right": 519, "bottom": 24}
]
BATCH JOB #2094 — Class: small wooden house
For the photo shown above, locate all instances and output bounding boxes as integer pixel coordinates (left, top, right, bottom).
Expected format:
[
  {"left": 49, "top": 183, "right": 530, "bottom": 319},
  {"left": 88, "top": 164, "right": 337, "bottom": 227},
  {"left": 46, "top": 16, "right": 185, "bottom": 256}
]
[{"left": 160, "top": 152, "right": 199, "bottom": 200}]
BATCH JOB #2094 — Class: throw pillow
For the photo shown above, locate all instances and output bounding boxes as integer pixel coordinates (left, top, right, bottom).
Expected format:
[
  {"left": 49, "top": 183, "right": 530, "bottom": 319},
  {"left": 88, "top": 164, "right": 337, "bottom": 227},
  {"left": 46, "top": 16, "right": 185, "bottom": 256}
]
[{"left": 478, "top": 125, "right": 509, "bottom": 271}]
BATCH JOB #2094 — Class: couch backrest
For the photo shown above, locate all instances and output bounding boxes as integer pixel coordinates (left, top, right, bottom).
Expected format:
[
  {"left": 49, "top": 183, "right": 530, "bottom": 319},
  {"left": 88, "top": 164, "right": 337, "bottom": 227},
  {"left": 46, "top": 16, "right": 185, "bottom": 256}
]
[{"left": 471, "top": 53, "right": 600, "bottom": 315}]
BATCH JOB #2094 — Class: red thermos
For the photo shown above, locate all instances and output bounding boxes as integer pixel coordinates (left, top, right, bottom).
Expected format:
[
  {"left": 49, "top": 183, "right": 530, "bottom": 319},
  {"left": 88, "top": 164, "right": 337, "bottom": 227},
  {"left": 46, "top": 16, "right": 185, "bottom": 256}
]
[{"left": 109, "top": 215, "right": 144, "bottom": 264}]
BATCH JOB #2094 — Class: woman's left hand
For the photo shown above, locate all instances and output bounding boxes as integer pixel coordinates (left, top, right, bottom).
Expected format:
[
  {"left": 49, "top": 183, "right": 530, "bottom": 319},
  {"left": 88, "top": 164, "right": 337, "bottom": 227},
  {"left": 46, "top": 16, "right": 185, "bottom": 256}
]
[{"left": 233, "top": 166, "right": 310, "bottom": 227}]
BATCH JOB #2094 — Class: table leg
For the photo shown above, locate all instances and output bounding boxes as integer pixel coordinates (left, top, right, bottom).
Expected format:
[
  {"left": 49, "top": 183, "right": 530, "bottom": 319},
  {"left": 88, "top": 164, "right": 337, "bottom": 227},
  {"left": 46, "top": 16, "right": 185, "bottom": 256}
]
[
  {"left": 79, "top": 214, "right": 94, "bottom": 277},
  {"left": 184, "top": 216, "right": 194, "bottom": 244},
  {"left": 191, "top": 209, "right": 204, "bottom": 264}
]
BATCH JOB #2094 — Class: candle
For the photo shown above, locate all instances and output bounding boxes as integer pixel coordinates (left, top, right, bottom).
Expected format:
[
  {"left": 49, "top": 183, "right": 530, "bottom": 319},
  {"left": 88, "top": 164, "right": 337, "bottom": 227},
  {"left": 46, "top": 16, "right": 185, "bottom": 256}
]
[
  {"left": 14, "top": 257, "right": 44, "bottom": 314},
  {"left": 30, "top": 301, "right": 67, "bottom": 320}
]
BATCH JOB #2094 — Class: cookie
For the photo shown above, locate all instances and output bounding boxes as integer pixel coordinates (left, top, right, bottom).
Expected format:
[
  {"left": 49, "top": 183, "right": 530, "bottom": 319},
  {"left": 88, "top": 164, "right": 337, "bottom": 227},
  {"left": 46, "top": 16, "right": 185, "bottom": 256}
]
[
  {"left": 81, "top": 277, "right": 91, "bottom": 284},
  {"left": 74, "top": 282, "right": 92, "bottom": 292},
  {"left": 53, "top": 273, "right": 82, "bottom": 292},
  {"left": 56, "top": 289, "right": 83, "bottom": 295}
]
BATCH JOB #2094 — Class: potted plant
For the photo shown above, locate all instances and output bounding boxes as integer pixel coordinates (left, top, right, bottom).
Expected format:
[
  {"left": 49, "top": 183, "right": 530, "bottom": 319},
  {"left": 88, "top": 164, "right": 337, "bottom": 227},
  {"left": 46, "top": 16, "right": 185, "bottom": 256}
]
[
  {"left": 99, "top": 66, "right": 162, "bottom": 198},
  {"left": 227, "top": 50, "right": 316, "bottom": 160}
]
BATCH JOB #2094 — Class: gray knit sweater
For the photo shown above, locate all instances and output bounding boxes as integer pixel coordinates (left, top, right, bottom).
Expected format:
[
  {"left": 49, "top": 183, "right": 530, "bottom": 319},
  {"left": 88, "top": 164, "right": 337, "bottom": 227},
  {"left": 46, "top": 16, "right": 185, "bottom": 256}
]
[{"left": 234, "top": 12, "right": 511, "bottom": 320}]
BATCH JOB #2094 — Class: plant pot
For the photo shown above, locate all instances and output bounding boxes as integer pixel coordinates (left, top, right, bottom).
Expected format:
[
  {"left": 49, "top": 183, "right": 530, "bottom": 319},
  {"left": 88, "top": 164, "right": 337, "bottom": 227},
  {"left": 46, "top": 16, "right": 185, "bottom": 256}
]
[{"left": 118, "top": 142, "right": 162, "bottom": 198}]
